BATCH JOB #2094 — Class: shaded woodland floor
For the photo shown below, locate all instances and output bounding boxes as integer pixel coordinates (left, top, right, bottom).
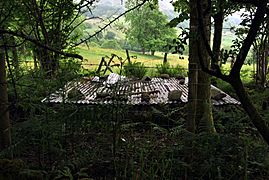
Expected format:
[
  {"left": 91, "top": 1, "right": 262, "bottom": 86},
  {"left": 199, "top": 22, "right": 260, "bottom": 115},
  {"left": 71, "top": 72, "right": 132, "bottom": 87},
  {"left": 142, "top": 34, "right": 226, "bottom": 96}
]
[
  {"left": 1, "top": 100, "right": 269, "bottom": 179},
  {"left": 1, "top": 68, "right": 269, "bottom": 179}
]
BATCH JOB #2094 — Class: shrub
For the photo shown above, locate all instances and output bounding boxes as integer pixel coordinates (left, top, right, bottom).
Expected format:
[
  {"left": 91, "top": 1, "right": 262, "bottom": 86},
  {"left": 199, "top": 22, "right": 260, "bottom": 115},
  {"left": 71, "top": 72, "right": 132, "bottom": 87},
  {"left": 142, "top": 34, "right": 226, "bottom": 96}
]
[
  {"left": 105, "top": 31, "right": 116, "bottom": 40},
  {"left": 156, "top": 63, "right": 170, "bottom": 75},
  {"left": 123, "top": 61, "right": 147, "bottom": 79},
  {"left": 156, "top": 63, "right": 186, "bottom": 77},
  {"left": 101, "top": 40, "right": 121, "bottom": 50}
]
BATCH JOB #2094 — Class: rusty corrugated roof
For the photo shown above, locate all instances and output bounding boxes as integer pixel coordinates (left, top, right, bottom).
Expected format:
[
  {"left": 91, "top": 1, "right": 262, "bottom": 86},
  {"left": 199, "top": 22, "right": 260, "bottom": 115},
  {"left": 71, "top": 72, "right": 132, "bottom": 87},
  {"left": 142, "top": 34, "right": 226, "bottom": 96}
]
[{"left": 42, "top": 75, "right": 240, "bottom": 106}]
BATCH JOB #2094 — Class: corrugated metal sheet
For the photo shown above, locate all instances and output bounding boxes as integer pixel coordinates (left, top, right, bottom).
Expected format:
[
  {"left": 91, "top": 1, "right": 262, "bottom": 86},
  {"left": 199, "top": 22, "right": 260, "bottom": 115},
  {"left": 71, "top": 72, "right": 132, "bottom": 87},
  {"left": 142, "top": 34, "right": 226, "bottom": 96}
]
[{"left": 42, "top": 76, "right": 240, "bottom": 106}]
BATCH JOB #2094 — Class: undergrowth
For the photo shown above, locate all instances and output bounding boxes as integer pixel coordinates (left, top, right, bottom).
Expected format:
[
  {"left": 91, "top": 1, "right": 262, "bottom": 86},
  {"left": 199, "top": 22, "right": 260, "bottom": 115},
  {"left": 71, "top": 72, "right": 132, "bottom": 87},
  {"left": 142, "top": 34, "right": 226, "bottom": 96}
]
[
  {"left": 1, "top": 102, "right": 269, "bottom": 179},
  {"left": 156, "top": 63, "right": 187, "bottom": 77},
  {"left": 123, "top": 61, "right": 147, "bottom": 79},
  {"left": 2, "top": 59, "right": 269, "bottom": 179}
]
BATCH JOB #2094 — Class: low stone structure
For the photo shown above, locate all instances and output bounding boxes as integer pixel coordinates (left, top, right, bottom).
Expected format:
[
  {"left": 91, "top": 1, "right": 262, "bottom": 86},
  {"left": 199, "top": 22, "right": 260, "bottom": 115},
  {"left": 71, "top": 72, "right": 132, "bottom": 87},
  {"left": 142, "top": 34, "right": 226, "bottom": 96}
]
[{"left": 42, "top": 73, "right": 240, "bottom": 106}]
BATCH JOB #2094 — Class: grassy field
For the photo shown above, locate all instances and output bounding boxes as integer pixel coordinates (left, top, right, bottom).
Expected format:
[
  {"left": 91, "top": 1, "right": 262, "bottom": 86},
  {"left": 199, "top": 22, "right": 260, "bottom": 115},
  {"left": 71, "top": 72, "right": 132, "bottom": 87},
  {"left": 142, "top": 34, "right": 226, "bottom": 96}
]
[
  {"left": 78, "top": 45, "right": 189, "bottom": 70},
  {"left": 78, "top": 45, "right": 254, "bottom": 80},
  {"left": 21, "top": 45, "right": 254, "bottom": 81}
]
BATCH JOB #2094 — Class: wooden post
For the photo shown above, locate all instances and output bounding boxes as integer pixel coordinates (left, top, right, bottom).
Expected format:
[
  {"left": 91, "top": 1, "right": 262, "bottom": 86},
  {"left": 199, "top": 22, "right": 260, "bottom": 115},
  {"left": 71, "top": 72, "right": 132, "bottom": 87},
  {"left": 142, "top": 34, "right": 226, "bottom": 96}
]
[
  {"left": 103, "top": 54, "right": 115, "bottom": 74},
  {"left": 96, "top": 57, "right": 106, "bottom": 75},
  {"left": 126, "top": 49, "right": 131, "bottom": 64},
  {"left": 163, "top": 52, "right": 168, "bottom": 64}
]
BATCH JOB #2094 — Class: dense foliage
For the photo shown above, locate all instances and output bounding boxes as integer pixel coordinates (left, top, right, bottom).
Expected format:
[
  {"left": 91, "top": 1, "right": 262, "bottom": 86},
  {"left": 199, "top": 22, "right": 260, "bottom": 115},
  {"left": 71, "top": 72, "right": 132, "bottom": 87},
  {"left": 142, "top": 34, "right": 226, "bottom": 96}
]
[
  {"left": 125, "top": 1, "right": 177, "bottom": 55},
  {"left": 123, "top": 61, "right": 147, "bottom": 78}
]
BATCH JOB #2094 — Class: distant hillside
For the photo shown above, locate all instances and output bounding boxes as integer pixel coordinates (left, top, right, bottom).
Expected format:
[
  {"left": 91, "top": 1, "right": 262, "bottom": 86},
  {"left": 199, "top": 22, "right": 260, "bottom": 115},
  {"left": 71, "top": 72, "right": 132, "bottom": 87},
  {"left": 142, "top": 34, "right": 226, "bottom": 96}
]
[
  {"left": 87, "top": 0, "right": 177, "bottom": 19},
  {"left": 85, "top": 0, "right": 125, "bottom": 17},
  {"left": 84, "top": 0, "right": 240, "bottom": 49},
  {"left": 87, "top": 0, "right": 241, "bottom": 28}
]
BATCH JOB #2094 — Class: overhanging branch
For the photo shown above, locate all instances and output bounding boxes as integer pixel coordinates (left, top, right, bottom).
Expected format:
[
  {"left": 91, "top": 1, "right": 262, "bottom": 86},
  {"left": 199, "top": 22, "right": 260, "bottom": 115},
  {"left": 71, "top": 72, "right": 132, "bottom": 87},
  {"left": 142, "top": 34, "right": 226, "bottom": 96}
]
[
  {"left": 0, "top": 28, "right": 83, "bottom": 60},
  {"left": 231, "top": 0, "right": 269, "bottom": 14},
  {"left": 230, "top": 3, "right": 267, "bottom": 76}
]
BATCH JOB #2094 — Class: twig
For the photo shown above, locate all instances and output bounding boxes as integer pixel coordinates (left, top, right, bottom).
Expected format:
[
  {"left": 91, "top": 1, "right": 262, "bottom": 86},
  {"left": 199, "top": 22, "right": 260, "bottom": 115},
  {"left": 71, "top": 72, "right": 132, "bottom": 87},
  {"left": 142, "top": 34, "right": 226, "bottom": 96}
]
[{"left": 72, "top": 0, "right": 149, "bottom": 47}]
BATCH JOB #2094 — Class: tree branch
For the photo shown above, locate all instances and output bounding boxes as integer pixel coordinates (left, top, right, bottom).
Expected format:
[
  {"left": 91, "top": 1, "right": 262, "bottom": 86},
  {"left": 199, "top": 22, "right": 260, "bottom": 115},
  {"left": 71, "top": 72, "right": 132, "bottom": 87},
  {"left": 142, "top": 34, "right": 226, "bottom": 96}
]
[
  {"left": 230, "top": 0, "right": 260, "bottom": 6},
  {"left": 231, "top": 0, "right": 269, "bottom": 14},
  {"left": 197, "top": 0, "right": 269, "bottom": 145},
  {"left": 230, "top": 3, "right": 267, "bottom": 76},
  {"left": 196, "top": 0, "right": 230, "bottom": 82},
  {"left": 72, "top": 0, "right": 149, "bottom": 47},
  {"left": 0, "top": 4, "right": 14, "bottom": 26},
  {"left": 197, "top": 41, "right": 230, "bottom": 82},
  {"left": 0, "top": 28, "right": 83, "bottom": 60}
]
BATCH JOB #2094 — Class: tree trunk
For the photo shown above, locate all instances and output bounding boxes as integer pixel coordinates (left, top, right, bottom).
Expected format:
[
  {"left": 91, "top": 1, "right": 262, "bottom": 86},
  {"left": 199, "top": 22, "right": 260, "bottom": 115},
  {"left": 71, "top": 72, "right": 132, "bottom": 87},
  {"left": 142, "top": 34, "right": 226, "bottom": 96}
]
[
  {"left": 126, "top": 49, "right": 131, "bottom": 64},
  {"left": 212, "top": 4, "right": 224, "bottom": 68},
  {"left": 256, "top": 48, "right": 260, "bottom": 84},
  {"left": 231, "top": 77, "right": 269, "bottom": 144},
  {"left": 151, "top": 50, "right": 155, "bottom": 56},
  {"left": 261, "top": 41, "right": 268, "bottom": 88},
  {"left": 187, "top": 0, "right": 199, "bottom": 133},
  {"left": 10, "top": 36, "right": 19, "bottom": 73},
  {"left": 38, "top": 47, "right": 55, "bottom": 77},
  {"left": 187, "top": 63, "right": 198, "bottom": 133},
  {"left": 141, "top": 48, "right": 145, "bottom": 55},
  {"left": 261, "top": 51, "right": 266, "bottom": 87},
  {"left": 163, "top": 52, "right": 168, "bottom": 64},
  {"left": 188, "top": 0, "right": 215, "bottom": 133},
  {"left": 33, "top": 49, "right": 38, "bottom": 70},
  {"left": 256, "top": 41, "right": 269, "bottom": 87},
  {"left": 196, "top": 0, "right": 215, "bottom": 133},
  {"left": 0, "top": 47, "right": 11, "bottom": 150},
  {"left": 195, "top": 0, "right": 269, "bottom": 145}
]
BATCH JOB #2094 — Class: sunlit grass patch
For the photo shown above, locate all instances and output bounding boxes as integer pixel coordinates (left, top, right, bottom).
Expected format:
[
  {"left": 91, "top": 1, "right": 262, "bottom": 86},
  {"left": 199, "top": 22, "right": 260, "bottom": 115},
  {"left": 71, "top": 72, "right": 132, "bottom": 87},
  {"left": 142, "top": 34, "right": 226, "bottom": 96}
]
[{"left": 78, "top": 46, "right": 189, "bottom": 71}]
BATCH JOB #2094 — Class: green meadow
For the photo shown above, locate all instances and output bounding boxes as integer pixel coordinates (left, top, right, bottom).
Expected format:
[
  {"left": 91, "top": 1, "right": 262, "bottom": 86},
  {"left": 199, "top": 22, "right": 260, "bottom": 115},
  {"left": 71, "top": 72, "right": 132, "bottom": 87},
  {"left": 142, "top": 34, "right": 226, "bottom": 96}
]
[
  {"left": 78, "top": 45, "right": 254, "bottom": 80},
  {"left": 78, "top": 45, "right": 189, "bottom": 69}
]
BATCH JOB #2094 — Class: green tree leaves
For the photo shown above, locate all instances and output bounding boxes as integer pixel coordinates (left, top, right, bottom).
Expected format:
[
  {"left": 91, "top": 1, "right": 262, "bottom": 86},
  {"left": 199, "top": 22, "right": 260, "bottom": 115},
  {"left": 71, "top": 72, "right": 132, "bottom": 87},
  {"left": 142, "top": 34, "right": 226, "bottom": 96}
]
[{"left": 125, "top": 1, "right": 177, "bottom": 54}]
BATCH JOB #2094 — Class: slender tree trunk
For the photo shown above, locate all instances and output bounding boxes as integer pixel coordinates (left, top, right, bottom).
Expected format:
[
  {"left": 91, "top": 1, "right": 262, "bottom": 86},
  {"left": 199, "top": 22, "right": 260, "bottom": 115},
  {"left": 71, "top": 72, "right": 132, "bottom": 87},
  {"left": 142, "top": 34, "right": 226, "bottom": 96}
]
[
  {"left": 254, "top": 16, "right": 269, "bottom": 87},
  {"left": 264, "top": 45, "right": 269, "bottom": 87},
  {"left": 141, "top": 48, "right": 145, "bottom": 55},
  {"left": 195, "top": 0, "right": 269, "bottom": 145},
  {"left": 256, "top": 48, "right": 260, "bottom": 84},
  {"left": 163, "top": 52, "right": 168, "bottom": 64},
  {"left": 33, "top": 49, "right": 38, "bottom": 70},
  {"left": 212, "top": 4, "right": 224, "bottom": 68},
  {"left": 0, "top": 46, "right": 11, "bottom": 150},
  {"left": 10, "top": 36, "right": 19, "bottom": 73},
  {"left": 231, "top": 77, "right": 269, "bottom": 144},
  {"left": 261, "top": 51, "right": 266, "bottom": 87},
  {"left": 151, "top": 50, "right": 155, "bottom": 56},
  {"left": 256, "top": 41, "right": 269, "bottom": 87},
  {"left": 126, "top": 49, "right": 131, "bottom": 64}
]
